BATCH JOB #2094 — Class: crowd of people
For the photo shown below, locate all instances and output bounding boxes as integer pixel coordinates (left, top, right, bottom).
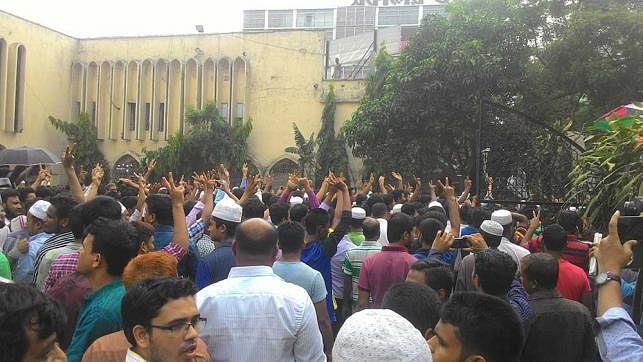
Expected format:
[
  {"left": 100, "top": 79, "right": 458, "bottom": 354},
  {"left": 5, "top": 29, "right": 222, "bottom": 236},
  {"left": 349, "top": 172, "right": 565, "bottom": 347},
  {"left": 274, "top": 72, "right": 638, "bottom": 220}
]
[{"left": 0, "top": 142, "right": 641, "bottom": 362}]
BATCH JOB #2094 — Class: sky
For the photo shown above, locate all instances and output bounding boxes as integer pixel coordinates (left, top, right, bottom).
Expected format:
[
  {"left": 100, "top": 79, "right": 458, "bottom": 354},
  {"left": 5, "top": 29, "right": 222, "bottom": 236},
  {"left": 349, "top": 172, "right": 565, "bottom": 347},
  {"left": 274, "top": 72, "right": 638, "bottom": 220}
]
[{"left": 0, "top": 0, "right": 358, "bottom": 38}]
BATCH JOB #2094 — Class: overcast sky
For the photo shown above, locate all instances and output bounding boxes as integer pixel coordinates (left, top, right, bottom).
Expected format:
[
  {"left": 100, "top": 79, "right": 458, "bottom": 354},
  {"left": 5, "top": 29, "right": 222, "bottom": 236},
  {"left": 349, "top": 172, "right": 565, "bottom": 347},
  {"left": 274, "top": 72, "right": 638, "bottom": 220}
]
[{"left": 1, "top": 0, "right": 360, "bottom": 38}]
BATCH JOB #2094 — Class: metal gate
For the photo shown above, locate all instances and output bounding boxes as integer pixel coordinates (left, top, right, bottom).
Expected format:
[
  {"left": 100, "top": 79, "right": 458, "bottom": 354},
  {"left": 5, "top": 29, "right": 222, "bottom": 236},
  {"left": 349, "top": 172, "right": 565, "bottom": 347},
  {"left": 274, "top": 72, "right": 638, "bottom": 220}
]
[{"left": 474, "top": 100, "right": 585, "bottom": 215}]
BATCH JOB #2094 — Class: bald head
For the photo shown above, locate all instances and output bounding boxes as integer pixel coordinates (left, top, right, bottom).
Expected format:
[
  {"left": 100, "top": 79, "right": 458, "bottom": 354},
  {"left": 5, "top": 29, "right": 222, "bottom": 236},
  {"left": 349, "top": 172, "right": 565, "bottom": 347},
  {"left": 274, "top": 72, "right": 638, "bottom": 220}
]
[
  {"left": 363, "top": 217, "right": 380, "bottom": 241},
  {"left": 234, "top": 218, "right": 278, "bottom": 257}
]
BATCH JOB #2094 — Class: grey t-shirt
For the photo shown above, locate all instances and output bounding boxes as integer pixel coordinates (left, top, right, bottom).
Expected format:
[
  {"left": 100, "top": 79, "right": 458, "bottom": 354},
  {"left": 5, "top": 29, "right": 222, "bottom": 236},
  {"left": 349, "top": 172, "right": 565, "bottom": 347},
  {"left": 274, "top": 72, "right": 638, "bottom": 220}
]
[{"left": 273, "top": 261, "right": 327, "bottom": 303}]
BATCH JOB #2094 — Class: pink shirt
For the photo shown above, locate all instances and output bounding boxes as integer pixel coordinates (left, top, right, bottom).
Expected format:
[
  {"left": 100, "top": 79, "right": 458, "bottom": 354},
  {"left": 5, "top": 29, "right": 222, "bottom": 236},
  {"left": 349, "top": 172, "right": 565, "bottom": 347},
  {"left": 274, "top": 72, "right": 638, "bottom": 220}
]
[
  {"left": 357, "top": 245, "right": 417, "bottom": 308},
  {"left": 556, "top": 258, "right": 591, "bottom": 302}
]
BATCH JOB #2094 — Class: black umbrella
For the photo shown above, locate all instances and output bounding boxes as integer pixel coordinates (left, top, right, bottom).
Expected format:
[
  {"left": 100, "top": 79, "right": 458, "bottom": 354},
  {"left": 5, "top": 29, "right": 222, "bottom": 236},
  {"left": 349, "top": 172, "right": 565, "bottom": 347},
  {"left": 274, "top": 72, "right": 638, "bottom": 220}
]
[{"left": 0, "top": 146, "right": 61, "bottom": 166}]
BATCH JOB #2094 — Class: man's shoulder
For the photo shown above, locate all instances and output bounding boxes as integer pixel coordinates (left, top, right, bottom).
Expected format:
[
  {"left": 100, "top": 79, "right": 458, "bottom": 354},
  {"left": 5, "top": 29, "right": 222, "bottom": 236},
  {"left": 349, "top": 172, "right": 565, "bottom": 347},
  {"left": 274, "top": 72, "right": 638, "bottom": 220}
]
[{"left": 198, "top": 275, "right": 310, "bottom": 303}]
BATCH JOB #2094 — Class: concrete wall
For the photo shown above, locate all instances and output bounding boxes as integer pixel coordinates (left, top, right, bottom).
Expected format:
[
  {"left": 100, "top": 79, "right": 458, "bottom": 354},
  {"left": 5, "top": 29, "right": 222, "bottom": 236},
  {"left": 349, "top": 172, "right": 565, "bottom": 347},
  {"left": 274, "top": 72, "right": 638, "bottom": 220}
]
[
  {"left": 0, "top": 11, "right": 79, "bottom": 161},
  {"left": 0, "top": 11, "right": 365, "bottom": 180}
]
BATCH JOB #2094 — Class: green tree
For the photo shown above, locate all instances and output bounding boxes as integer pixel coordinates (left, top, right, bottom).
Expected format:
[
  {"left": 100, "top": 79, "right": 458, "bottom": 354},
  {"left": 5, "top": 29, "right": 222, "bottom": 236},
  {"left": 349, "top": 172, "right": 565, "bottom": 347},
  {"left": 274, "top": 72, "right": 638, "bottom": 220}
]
[
  {"left": 341, "top": 0, "right": 641, "bottom": 184},
  {"left": 567, "top": 113, "right": 642, "bottom": 232},
  {"left": 285, "top": 122, "right": 316, "bottom": 177},
  {"left": 144, "top": 102, "right": 252, "bottom": 179},
  {"left": 49, "top": 112, "right": 109, "bottom": 181},
  {"left": 315, "top": 85, "right": 350, "bottom": 183}
]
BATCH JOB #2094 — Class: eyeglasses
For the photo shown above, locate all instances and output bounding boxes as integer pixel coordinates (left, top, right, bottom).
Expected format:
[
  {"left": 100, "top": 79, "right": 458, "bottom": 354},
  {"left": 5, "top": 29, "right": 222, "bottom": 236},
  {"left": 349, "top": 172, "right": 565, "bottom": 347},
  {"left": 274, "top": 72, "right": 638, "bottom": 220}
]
[{"left": 150, "top": 316, "right": 207, "bottom": 334}]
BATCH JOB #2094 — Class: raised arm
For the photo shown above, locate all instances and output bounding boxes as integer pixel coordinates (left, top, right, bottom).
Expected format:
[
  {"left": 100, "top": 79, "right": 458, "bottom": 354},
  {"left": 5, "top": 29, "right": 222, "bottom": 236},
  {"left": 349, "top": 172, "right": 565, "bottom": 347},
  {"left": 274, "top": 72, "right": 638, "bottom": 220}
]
[
  {"left": 457, "top": 176, "right": 472, "bottom": 205},
  {"left": 439, "top": 177, "right": 461, "bottom": 235},
  {"left": 301, "top": 177, "right": 320, "bottom": 209},
  {"left": 428, "top": 180, "right": 438, "bottom": 202},
  {"left": 316, "top": 176, "right": 330, "bottom": 201},
  {"left": 61, "top": 144, "right": 85, "bottom": 203},
  {"left": 409, "top": 177, "right": 422, "bottom": 202},
  {"left": 521, "top": 209, "right": 541, "bottom": 248},
  {"left": 238, "top": 174, "right": 260, "bottom": 205},
  {"left": 163, "top": 173, "right": 188, "bottom": 252},
  {"left": 30, "top": 165, "right": 51, "bottom": 191}
]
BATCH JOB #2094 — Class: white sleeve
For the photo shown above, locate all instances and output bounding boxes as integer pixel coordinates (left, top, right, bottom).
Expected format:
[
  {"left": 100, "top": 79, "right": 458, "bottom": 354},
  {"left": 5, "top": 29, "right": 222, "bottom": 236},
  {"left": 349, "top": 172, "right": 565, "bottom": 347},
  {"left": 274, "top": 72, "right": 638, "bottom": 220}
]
[{"left": 293, "top": 296, "right": 326, "bottom": 362}]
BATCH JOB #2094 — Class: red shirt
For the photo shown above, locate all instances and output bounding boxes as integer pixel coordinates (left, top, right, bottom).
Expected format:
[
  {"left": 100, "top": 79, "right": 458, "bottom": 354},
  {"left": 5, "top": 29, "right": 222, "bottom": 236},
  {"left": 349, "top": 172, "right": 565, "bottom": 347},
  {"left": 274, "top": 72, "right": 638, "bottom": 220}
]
[
  {"left": 556, "top": 258, "right": 591, "bottom": 302},
  {"left": 527, "top": 233, "right": 590, "bottom": 271},
  {"left": 357, "top": 245, "right": 417, "bottom": 308}
]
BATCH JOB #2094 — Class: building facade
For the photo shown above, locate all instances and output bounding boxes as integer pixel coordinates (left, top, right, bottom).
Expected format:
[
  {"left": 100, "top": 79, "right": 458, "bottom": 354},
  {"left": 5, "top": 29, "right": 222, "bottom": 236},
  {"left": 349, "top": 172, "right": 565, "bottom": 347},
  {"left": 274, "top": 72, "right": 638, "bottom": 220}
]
[{"left": 0, "top": 10, "right": 366, "bottom": 181}]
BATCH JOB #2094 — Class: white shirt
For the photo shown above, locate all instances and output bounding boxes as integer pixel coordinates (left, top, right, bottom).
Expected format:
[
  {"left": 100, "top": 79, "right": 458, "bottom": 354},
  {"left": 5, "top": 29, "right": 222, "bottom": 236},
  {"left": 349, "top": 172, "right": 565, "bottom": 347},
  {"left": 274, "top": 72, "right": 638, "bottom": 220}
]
[
  {"left": 196, "top": 266, "right": 325, "bottom": 362},
  {"left": 125, "top": 348, "right": 147, "bottom": 362},
  {"left": 497, "top": 237, "right": 530, "bottom": 269},
  {"left": 376, "top": 218, "right": 389, "bottom": 245}
]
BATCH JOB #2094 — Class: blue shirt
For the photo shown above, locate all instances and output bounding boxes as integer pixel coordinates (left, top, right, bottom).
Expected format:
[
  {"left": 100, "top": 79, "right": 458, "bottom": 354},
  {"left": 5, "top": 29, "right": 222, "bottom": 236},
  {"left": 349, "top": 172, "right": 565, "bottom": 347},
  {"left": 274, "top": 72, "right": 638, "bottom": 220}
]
[
  {"left": 506, "top": 279, "right": 530, "bottom": 322},
  {"left": 273, "top": 261, "right": 327, "bottom": 303},
  {"left": 14, "top": 231, "right": 52, "bottom": 284},
  {"left": 301, "top": 241, "right": 336, "bottom": 322},
  {"left": 196, "top": 241, "right": 236, "bottom": 289},
  {"left": 66, "top": 280, "right": 125, "bottom": 362},
  {"left": 595, "top": 307, "right": 643, "bottom": 361},
  {"left": 153, "top": 224, "right": 173, "bottom": 250}
]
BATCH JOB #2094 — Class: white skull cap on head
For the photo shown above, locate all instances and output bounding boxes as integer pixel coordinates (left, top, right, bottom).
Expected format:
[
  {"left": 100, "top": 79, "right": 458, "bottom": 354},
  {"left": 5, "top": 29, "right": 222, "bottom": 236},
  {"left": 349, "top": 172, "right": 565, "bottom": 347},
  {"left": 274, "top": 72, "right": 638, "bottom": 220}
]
[{"left": 333, "top": 309, "right": 432, "bottom": 362}]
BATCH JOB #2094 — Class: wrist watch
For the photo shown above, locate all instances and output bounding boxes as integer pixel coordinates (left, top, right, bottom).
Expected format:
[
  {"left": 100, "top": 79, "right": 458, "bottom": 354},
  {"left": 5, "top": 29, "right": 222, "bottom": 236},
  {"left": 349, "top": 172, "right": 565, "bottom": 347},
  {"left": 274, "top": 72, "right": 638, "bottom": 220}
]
[{"left": 595, "top": 272, "right": 621, "bottom": 287}]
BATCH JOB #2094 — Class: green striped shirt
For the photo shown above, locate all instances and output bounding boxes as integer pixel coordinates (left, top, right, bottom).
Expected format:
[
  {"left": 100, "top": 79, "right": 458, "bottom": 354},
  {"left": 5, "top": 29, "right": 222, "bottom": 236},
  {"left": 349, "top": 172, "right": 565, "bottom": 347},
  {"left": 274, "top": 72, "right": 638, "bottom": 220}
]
[{"left": 342, "top": 241, "right": 382, "bottom": 305}]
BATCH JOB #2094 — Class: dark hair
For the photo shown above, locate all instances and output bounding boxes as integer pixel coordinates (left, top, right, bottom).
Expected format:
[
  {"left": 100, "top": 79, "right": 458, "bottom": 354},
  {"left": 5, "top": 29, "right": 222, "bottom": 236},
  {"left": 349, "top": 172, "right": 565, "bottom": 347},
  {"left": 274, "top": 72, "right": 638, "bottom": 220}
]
[
  {"left": 212, "top": 217, "right": 238, "bottom": 239},
  {"left": 1, "top": 188, "right": 20, "bottom": 202},
  {"left": 371, "top": 203, "right": 388, "bottom": 218},
  {"left": 419, "top": 218, "right": 445, "bottom": 245},
  {"left": 391, "top": 189, "right": 404, "bottom": 202},
  {"left": 401, "top": 202, "right": 421, "bottom": 216},
  {"left": 277, "top": 221, "right": 305, "bottom": 254},
  {"left": 422, "top": 210, "right": 448, "bottom": 227},
  {"left": 460, "top": 204, "right": 473, "bottom": 225},
  {"left": 474, "top": 249, "right": 516, "bottom": 296},
  {"left": 269, "top": 202, "right": 289, "bottom": 225},
  {"left": 522, "top": 253, "right": 558, "bottom": 290},
  {"left": 542, "top": 224, "right": 567, "bottom": 252},
  {"left": 183, "top": 201, "right": 197, "bottom": 216},
  {"left": 146, "top": 194, "right": 173, "bottom": 225},
  {"left": 382, "top": 194, "right": 394, "bottom": 209},
  {"left": 242, "top": 197, "right": 266, "bottom": 220},
  {"left": 105, "top": 190, "right": 122, "bottom": 201},
  {"left": 410, "top": 259, "right": 454, "bottom": 299},
  {"left": 49, "top": 193, "right": 78, "bottom": 221},
  {"left": 440, "top": 292, "right": 523, "bottom": 362},
  {"left": 471, "top": 207, "right": 492, "bottom": 229},
  {"left": 362, "top": 218, "right": 380, "bottom": 240},
  {"left": 303, "top": 208, "right": 330, "bottom": 235},
  {"left": 355, "top": 193, "right": 368, "bottom": 209},
  {"left": 85, "top": 217, "right": 139, "bottom": 276},
  {"left": 35, "top": 186, "right": 53, "bottom": 200},
  {"left": 18, "top": 187, "right": 36, "bottom": 203},
  {"left": 235, "top": 219, "right": 278, "bottom": 256},
  {"left": 121, "top": 196, "right": 139, "bottom": 211},
  {"left": 120, "top": 187, "right": 139, "bottom": 198},
  {"left": 381, "top": 282, "right": 441, "bottom": 334},
  {"left": 232, "top": 188, "right": 244, "bottom": 199},
  {"left": 558, "top": 210, "right": 579, "bottom": 233},
  {"left": 121, "top": 277, "right": 197, "bottom": 347},
  {"left": 289, "top": 204, "right": 309, "bottom": 223},
  {"left": 387, "top": 212, "right": 413, "bottom": 243},
  {"left": 0, "top": 284, "right": 66, "bottom": 361},
  {"left": 131, "top": 221, "right": 154, "bottom": 245},
  {"left": 70, "top": 196, "right": 122, "bottom": 240}
]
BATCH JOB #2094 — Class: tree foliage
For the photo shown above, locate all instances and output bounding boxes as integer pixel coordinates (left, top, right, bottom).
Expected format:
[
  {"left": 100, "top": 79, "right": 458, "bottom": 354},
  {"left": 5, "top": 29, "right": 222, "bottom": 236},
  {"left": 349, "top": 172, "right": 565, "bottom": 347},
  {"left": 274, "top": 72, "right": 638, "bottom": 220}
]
[
  {"left": 315, "top": 85, "right": 350, "bottom": 183},
  {"left": 49, "top": 112, "right": 110, "bottom": 181},
  {"left": 341, "top": 0, "right": 642, "bottom": 185},
  {"left": 285, "top": 123, "right": 316, "bottom": 177},
  {"left": 287, "top": 86, "right": 350, "bottom": 184},
  {"left": 567, "top": 113, "right": 642, "bottom": 232},
  {"left": 144, "top": 102, "right": 252, "bottom": 179}
]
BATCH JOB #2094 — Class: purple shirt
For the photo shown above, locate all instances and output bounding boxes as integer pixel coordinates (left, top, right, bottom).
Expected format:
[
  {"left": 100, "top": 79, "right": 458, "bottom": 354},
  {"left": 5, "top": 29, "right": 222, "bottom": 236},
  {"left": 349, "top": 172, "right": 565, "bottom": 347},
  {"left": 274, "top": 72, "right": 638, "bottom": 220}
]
[{"left": 357, "top": 245, "right": 417, "bottom": 308}]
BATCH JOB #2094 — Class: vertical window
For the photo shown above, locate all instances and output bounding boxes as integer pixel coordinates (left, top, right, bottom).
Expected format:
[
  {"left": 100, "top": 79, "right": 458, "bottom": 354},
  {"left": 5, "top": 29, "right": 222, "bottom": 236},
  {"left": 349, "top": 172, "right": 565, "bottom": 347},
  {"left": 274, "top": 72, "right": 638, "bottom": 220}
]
[
  {"left": 73, "top": 102, "right": 81, "bottom": 121},
  {"left": 220, "top": 102, "right": 229, "bottom": 119},
  {"left": 91, "top": 102, "right": 97, "bottom": 126},
  {"left": 235, "top": 103, "right": 244, "bottom": 120},
  {"left": 127, "top": 102, "right": 136, "bottom": 131},
  {"left": 13, "top": 45, "right": 26, "bottom": 132},
  {"left": 144, "top": 103, "right": 151, "bottom": 131},
  {"left": 158, "top": 103, "right": 165, "bottom": 132}
]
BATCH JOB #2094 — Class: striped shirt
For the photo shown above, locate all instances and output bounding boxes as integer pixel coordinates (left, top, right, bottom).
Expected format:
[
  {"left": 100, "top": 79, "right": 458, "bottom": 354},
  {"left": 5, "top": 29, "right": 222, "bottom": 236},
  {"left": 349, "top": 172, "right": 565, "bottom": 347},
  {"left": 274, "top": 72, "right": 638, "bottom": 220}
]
[
  {"left": 342, "top": 240, "right": 382, "bottom": 305},
  {"left": 43, "top": 241, "right": 187, "bottom": 292},
  {"left": 32, "top": 231, "right": 75, "bottom": 286}
]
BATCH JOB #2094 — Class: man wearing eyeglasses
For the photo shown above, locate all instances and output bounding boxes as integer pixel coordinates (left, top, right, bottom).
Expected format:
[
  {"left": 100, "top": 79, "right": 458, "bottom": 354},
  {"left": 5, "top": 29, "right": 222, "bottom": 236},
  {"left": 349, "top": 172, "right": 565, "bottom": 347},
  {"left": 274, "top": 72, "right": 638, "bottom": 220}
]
[{"left": 121, "top": 277, "right": 207, "bottom": 362}]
